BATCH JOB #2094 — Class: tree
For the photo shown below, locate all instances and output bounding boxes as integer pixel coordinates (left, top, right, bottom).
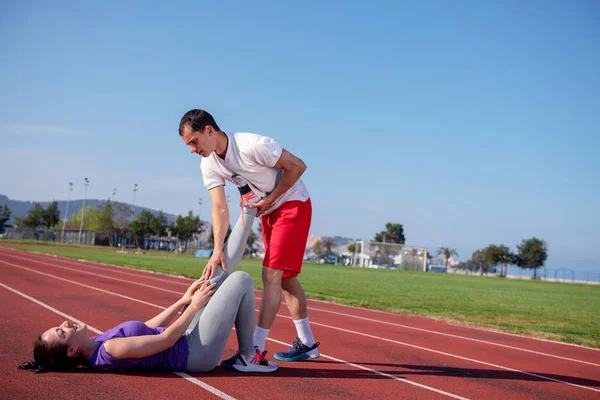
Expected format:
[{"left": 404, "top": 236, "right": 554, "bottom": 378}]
[
  {"left": 470, "top": 248, "right": 494, "bottom": 276},
  {"left": 483, "top": 244, "right": 499, "bottom": 274},
  {"left": 247, "top": 229, "right": 258, "bottom": 258},
  {"left": 207, "top": 223, "right": 231, "bottom": 249},
  {"left": 374, "top": 223, "right": 405, "bottom": 244},
  {"left": 409, "top": 248, "right": 418, "bottom": 260},
  {"left": 516, "top": 237, "right": 548, "bottom": 279},
  {"left": 347, "top": 243, "right": 356, "bottom": 253},
  {"left": 152, "top": 211, "right": 168, "bottom": 237},
  {"left": 130, "top": 210, "right": 156, "bottom": 249},
  {"left": 0, "top": 205, "right": 11, "bottom": 233},
  {"left": 13, "top": 216, "right": 25, "bottom": 230},
  {"left": 97, "top": 201, "right": 116, "bottom": 246},
  {"left": 495, "top": 244, "right": 514, "bottom": 278},
  {"left": 23, "top": 203, "right": 45, "bottom": 229},
  {"left": 469, "top": 249, "right": 485, "bottom": 275},
  {"left": 436, "top": 247, "right": 458, "bottom": 270},
  {"left": 172, "top": 211, "right": 205, "bottom": 252},
  {"left": 68, "top": 205, "right": 103, "bottom": 231},
  {"left": 312, "top": 240, "right": 323, "bottom": 258},
  {"left": 111, "top": 202, "right": 134, "bottom": 240},
  {"left": 322, "top": 237, "right": 335, "bottom": 255},
  {"left": 42, "top": 201, "right": 60, "bottom": 229}
]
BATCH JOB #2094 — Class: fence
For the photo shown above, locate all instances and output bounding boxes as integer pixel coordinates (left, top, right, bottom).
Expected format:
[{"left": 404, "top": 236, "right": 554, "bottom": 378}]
[
  {"left": 2, "top": 227, "right": 96, "bottom": 245},
  {"left": 0, "top": 227, "right": 217, "bottom": 254}
]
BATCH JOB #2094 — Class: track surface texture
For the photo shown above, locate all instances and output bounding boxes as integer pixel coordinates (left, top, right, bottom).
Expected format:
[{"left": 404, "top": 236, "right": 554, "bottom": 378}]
[{"left": 1, "top": 246, "right": 598, "bottom": 400}]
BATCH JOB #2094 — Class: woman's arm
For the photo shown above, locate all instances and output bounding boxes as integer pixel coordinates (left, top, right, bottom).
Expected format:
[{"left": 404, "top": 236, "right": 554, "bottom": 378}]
[
  {"left": 104, "top": 281, "right": 216, "bottom": 359},
  {"left": 144, "top": 277, "right": 204, "bottom": 328},
  {"left": 144, "top": 298, "right": 187, "bottom": 328}
]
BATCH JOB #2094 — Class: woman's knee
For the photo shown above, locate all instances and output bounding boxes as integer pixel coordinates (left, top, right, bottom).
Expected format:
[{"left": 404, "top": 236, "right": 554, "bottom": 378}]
[
  {"left": 229, "top": 271, "right": 253, "bottom": 287},
  {"left": 186, "top": 361, "right": 218, "bottom": 373}
]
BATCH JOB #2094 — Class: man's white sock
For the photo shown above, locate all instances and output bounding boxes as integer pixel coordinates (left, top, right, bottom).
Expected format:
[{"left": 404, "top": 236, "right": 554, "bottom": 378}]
[
  {"left": 253, "top": 326, "right": 270, "bottom": 352},
  {"left": 293, "top": 317, "right": 316, "bottom": 347}
]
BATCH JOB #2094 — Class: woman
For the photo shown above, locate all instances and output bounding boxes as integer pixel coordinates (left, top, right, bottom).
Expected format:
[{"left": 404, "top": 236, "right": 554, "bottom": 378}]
[
  {"left": 21, "top": 184, "right": 277, "bottom": 374},
  {"left": 20, "top": 270, "right": 277, "bottom": 373}
]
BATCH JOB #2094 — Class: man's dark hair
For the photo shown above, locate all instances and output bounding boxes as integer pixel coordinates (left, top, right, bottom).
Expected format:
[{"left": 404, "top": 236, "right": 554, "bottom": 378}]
[{"left": 178, "top": 109, "right": 221, "bottom": 136}]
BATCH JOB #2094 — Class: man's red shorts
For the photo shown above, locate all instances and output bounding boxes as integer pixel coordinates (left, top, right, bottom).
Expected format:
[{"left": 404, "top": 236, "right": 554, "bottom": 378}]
[{"left": 261, "top": 198, "right": 312, "bottom": 279}]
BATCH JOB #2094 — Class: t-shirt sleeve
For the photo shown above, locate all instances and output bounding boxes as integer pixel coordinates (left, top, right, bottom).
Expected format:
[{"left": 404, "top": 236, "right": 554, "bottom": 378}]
[
  {"left": 201, "top": 161, "right": 225, "bottom": 190},
  {"left": 248, "top": 135, "right": 283, "bottom": 167}
]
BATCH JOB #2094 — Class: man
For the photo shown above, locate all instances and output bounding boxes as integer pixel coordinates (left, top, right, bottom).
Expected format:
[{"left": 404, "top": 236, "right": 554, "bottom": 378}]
[{"left": 179, "top": 109, "right": 320, "bottom": 364}]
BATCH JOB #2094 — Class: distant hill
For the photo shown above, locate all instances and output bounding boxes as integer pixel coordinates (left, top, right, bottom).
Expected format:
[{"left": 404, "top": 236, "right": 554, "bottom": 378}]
[
  {"left": 0, "top": 194, "right": 357, "bottom": 253},
  {"left": 0, "top": 194, "right": 178, "bottom": 224}
]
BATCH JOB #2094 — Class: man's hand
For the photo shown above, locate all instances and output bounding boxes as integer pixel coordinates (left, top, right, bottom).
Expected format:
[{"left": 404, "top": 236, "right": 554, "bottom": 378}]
[
  {"left": 202, "top": 250, "right": 227, "bottom": 280},
  {"left": 181, "top": 277, "right": 206, "bottom": 304},
  {"left": 247, "top": 196, "right": 275, "bottom": 217}
]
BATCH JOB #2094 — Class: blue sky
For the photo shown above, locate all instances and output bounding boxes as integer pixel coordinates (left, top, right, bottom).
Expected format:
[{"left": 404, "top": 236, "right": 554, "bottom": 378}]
[{"left": 1, "top": 1, "right": 598, "bottom": 270}]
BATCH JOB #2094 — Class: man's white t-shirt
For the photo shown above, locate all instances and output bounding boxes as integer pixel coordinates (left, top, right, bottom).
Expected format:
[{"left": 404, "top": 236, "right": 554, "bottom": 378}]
[{"left": 200, "top": 132, "right": 309, "bottom": 216}]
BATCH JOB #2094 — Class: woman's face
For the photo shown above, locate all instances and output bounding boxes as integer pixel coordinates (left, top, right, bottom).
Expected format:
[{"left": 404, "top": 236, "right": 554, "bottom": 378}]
[{"left": 41, "top": 320, "right": 88, "bottom": 355}]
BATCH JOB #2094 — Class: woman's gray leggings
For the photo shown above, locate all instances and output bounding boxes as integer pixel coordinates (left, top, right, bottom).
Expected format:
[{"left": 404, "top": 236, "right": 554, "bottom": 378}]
[
  {"left": 184, "top": 270, "right": 255, "bottom": 372},
  {"left": 183, "top": 206, "right": 258, "bottom": 372},
  {"left": 184, "top": 206, "right": 257, "bottom": 333}
]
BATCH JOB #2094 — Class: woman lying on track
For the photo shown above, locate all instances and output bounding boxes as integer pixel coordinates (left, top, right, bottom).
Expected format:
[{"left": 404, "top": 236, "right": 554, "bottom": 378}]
[{"left": 21, "top": 184, "right": 277, "bottom": 374}]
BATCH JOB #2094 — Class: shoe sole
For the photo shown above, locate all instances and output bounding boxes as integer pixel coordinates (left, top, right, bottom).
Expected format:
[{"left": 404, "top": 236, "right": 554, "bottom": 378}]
[
  {"left": 232, "top": 364, "right": 278, "bottom": 373},
  {"left": 274, "top": 352, "right": 320, "bottom": 362}
]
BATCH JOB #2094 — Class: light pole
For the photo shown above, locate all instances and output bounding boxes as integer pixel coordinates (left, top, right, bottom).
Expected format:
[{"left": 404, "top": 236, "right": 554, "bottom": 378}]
[
  {"left": 198, "top": 197, "right": 203, "bottom": 219},
  {"left": 112, "top": 188, "right": 117, "bottom": 202},
  {"left": 61, "top": 182, "right": 73, "bottom": 242},
  {"left": 131, "top": 183, "right": 138, "bottom": 216},
  {"left": 78, "top": 177, "right": 89, "bottom": 244}
]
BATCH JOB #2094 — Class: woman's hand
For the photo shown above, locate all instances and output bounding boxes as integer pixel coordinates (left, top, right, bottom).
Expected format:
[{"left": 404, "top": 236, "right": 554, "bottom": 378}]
[
  {"left": 181, "top": 278, "right": 206, "bottom": 304},
  {"left": 191, "top": 281, "right": 217, "bottom": 310}
]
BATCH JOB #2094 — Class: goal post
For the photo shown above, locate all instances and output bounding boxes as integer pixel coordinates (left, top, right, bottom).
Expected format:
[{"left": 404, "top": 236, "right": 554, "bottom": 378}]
[{"left": 352, "top": 240, "right": 428, "bottom": 271}]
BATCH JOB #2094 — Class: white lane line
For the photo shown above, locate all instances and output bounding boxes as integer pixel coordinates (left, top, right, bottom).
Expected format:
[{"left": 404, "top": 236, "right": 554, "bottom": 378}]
[
  {"left": 6, "top": 259, "right": 599, "bottom": 394},
  {"left": 305, "top": 307, "right": 600, "bottom": 367},
  {"left": 1, "top": 260, "right": 468, "bottom": 399},
  {"left": 6, "top": 254, "right": 183, "bottom": 295},
  {"left": 0, "top": 281, "right": 235, "bottom": 400},
  {"left": 7, "top": 252, "right": 598, "bottom": 367},
  {"left": 283, "top": 316, "right": 600, "bottom": 394}
]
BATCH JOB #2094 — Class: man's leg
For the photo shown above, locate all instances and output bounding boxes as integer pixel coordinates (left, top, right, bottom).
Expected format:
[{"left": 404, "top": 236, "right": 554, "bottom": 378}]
[
  {"left": 282, "top": 276, "right": 317, "bottom": 349},
  {"left": 273, "top": 198, "right": 319, "bottom": 361},
  {"left": 253, "top": 198, "right": 319, "bottom": 360},
  {"left": 282, "top": 276, "right": 307, "bottom": 320}
]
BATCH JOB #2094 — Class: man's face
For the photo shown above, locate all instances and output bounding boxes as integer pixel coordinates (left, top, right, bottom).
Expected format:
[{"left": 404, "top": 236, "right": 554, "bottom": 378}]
[{"left": 181, "top": 125, "right": 216, "bottom": 157}]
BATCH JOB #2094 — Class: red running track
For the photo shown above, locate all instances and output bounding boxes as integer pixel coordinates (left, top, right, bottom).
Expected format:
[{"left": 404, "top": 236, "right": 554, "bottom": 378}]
[{"left": 1, "top": 246, "right": 599, "bottom": 399}]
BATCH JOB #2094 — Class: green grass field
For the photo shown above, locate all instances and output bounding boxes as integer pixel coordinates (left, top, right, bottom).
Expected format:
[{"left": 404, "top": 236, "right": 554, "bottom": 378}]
[{"left": 4, "top": 243, "right": 600, "bottom": 348}]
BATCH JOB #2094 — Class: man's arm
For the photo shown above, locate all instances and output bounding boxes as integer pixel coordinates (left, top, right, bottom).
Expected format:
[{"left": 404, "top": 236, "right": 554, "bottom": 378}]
[
  {"left": 201, "top": 185, "right": 230, "bottom": 279},
  {"left": 248, "top": 149, "right": 307, "bottom": 216}
]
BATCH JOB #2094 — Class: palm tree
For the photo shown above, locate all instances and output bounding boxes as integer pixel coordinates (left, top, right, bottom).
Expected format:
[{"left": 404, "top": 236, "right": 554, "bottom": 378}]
[
  {"left": 409, "top": 248, "right": 418, "bottom": 260},
  {"left": 436, "top": 247, "right": 459, "bottom": 271},
  {"left": 322, "top": 237, "right": 335, "bottom": 256},
  {"left": 323, "top": 237, "right": 335, "bottom": 253},
  {"left": 495, "top": 245, "right": 513, "bottom": 277}
]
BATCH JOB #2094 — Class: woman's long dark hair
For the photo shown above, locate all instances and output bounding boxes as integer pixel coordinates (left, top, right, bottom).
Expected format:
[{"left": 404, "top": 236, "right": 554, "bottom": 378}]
[{"left": 20, "top": 336, "right": 86, "bottom": 373}]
